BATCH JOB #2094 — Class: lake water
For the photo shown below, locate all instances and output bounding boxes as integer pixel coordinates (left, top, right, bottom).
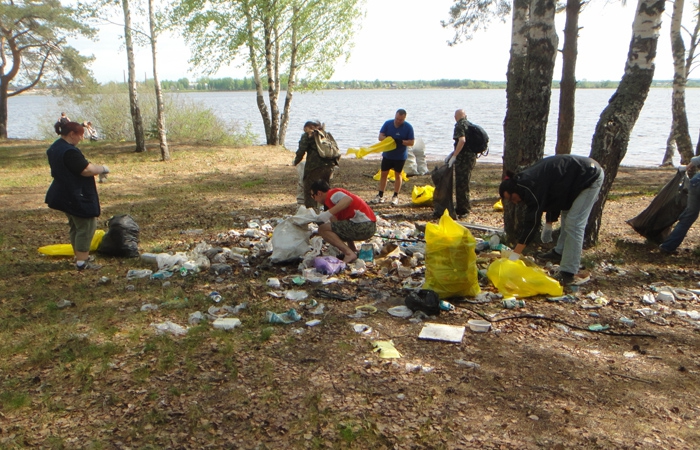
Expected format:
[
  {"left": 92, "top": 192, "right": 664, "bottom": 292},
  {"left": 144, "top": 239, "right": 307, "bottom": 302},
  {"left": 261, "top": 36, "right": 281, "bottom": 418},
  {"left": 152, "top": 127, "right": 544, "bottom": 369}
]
[{"left": 11, "top": 88, "right": 700, "bottom": 167}]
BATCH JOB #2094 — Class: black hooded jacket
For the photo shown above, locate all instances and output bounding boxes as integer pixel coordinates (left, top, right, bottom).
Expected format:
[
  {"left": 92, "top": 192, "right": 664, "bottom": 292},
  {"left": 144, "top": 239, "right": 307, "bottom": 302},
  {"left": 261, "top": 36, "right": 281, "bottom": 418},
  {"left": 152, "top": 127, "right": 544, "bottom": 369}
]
[{"left": 511, "top": 155, "right": 602, "bottom": 245}]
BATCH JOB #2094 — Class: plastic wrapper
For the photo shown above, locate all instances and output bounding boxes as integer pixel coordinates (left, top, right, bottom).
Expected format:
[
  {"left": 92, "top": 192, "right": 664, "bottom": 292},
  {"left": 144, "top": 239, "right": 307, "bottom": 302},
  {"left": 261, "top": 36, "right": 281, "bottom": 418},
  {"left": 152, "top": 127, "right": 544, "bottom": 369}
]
[
  {"left": 423, "top": 210, "right": 480, "bottom": 298},
  {"left": 486, "top": 258, "right": 563, "bottom": 298}
]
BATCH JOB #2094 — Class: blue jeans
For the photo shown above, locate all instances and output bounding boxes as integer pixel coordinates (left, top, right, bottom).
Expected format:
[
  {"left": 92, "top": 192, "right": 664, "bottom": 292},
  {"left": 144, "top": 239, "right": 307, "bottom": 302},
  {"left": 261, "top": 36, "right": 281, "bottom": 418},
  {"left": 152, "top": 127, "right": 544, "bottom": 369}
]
[
  {"left": 660, "top": 173, "right": 700, "bottom": 252},
  {"left": 555, "top": 171, "right": 604, "bottom": 274}
]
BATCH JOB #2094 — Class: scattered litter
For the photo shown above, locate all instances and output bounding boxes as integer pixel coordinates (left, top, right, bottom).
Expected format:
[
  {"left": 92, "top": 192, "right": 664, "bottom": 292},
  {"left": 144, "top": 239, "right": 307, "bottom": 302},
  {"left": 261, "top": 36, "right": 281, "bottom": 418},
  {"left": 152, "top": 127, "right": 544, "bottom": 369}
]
[
  {"left": 127, "top": 269, "right": 152, "bottom": 280},
  {"left": 150, "top": 270, "right": 173, "bottom": 280},
  {"left": 355, "top": 305, "right": 377, "bottom": 314},
  {"left": 623, "top": 351, "right": 637, "bottom": 358},
  {"left": 619, "top": 317, "right": 636, "bottom": 327},
  {"left": 224, "top": 303, "right": 247, "bottom": 314},
  {"left": 405, "top": 363, "right": 434, "bottom": 373},
  {"left": 529, "top": 415, "right": 540, "bottom": 421},
  {"left": 388, "top": 305, "right": 414, "bottom": 318},
  {"left": 208, "top": 305, "right": 227, "bottom": 317},
  {"left": 188, "top": 311, "right": 204, "bottom": 325},
  {"left": 314, "top": 255, "right": 346, "bottom": 275},
  {"left": 547, "top": 294, "right": 577, "bottom": 303},
  {"left": 309, "top": 303, "right": 325, "bottom": 315},
  {"left": 285, "top": 290, "right": 309, "bottom": 301},
  {"left": 405, "top": 289, "right": 440, "bottom": 315},
  {"left": 305, "top": 319, "right": 322, "bottom": 327},
  {"left": 315, "top": 289, "right": 354, "bottom": 301},
  {"left": 455, "top": 359, "right": 480, "bottom": 369},
  {"left": 292, "top": 276, "right": 306, "bottom": 285},
  {"left": 656, "top": 290, "right": 675, "bottom": 304},
  {"left": 554, "top": 323, "right": 570, "bottom": 333},
  {"left": 321, "top": 277, "right": 340, "bottom": 285},
  {"left": 266, "top": 278, "right": 281, "bottom": 288},
  {"left": 372, "top": 340, "right": 401, "bottom": 359},
  {"left": 353, "top": 324, "right": 373, "bottom": 334},
  {"left": 409, "top": 311, "right": 431, "bottom": 323},
  {"left": 268, "top": 291, "right": 282, "bottom": 298},
  {"left": 140, "top": 303, "right": 158, "bottom": 311},
  {"left": 418, "top": 323, "right": 465, "bottom": 343},
  {"left": 302, "top": 268, "right": 327, "bottom": 282},
  {"left": 209, "top": 291, "right": 222, "bottom": 303},
  {"left": 588, "top": 323, "right": 610, "bottom": 331},
  {"left": 439, "top": 300, "right": 455, "bottom": 311},
  {"left": 98, "top": 276, "right": 111, "bottom": 285},
  {"left": 151, "top": 321, "right": 188, "bottom": 336},
  {"left": 474, "top": 292, "right": 502, "bottom": 303},
  {"left": 635, "top": 308, "right": 657, "bottom": 317},
  {"left": 347, "top": 310, "right": 367, "bottom": 319},
  {"left": 212, "top": 318, "right": 242, "bottom": 330},
  {"left": 56, "top": 299, "right": 72, "bottom": 309},
  {"left": 266, "top": 308, "right": 302, "bottom": 324},
  {"left": 641, "top": 293, "right": 656, "bottom": 305},
  {"left": 125, "top": 285, "right": 135, "bottom": 291},
  {"left": 502, "top": 298, "right": 526, "bottom": 309},
  {"left": 467, "top": 319, "right": 491, "bottom": 333}
]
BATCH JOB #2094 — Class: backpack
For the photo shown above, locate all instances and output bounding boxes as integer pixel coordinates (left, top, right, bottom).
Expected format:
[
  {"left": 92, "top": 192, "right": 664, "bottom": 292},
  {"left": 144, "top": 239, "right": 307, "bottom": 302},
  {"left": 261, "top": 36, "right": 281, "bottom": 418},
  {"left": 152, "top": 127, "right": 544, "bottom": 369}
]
[
  {"left": 466, "top": 122, "right": 489, "bottom": 157},
  {"left": 314, "top": 129, "right": 341, "bottom": 160}
]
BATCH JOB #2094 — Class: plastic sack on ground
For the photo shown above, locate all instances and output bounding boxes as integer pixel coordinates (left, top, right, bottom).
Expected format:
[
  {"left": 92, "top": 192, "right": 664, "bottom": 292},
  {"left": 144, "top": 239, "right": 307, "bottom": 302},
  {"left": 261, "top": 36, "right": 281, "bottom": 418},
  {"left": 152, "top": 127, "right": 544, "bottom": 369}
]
[
  {"left": 412, "top": 138, "right": 429, "bottom": 175},
  {"left": 627, "top": 169, "right": 689, "bottom": 243},
  {"left": 431, "top": 164, "right": 455, "bottom": 219},
  {"left": 314, "top": 255, "right": 346, "bottom": 275},
  {"left": 412, "top": 185, "right": 435, "bottom": 205},
  {"left": 97, "top": 215, "right": 140, "bottom": 257},
  {"left": 38, "top": 229, "right": 105, "bottom": 256},
  {"left": 346, "top": 137, "right": 397, "bottom": 159},
  {"left": 404, "top": 146, "right": 419, "bottom": 175},
  {"left": 493, "top": 199, "right": 503, "bottom": 211},
  {"left": 486, "top": 258, "right": 563, "bottom": 298},
  {"left": 372, "top": 169, "right": 409, "bottom": 182},
  {"left": 289, "top": 205, "right": 321, "bottom": 226},
  {"left": 423, "top": 210, "right": 480, "bottom": 298},
  {"left": 271, "top": 216, "right": 312, "bottom": 263}
]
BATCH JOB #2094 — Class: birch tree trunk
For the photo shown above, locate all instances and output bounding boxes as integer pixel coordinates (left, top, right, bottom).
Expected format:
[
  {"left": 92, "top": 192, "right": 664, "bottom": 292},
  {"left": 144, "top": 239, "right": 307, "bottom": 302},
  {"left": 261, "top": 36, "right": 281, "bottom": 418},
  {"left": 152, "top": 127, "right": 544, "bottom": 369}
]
[
  {"left": 279, "top": 7, "right": 298, "bottom": 147},
  {"left": 148, "top": 0, "right": 169, "bottom": 161},
  {"left": 585, "top": 0, "right": 665, "bottom": 245},
  {"left": 669, "top": 0, "right": 693, "bottom": 164},
  {"left": 264, "top": 21, "right": 280, "bottom": 145},
  {"left": 122, "top": 0, "right": 146, "bottom": 153},
  {"left": 503, "top": 0, "right": 558, "bottom": 241},
  {"left": 244, "top": 3, "right": 272, "bottom": 143},
  {"left": 555, "top": 0, "right": 582, "bottom": 155}
]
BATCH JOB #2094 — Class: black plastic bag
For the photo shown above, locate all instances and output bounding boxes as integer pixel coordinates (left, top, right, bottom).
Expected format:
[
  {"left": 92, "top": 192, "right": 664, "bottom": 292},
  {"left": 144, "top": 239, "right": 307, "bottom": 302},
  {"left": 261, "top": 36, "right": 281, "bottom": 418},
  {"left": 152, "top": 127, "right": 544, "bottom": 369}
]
[
  {"left": 627, "top": 170, "right": 689, "bottom": 244},
  {"left": 431, "top": 164, "right": 456, "bottom": 219},
  {"left": 405, "top": 289, "right": 440, "bottom": 315},
  {"left": 97, "top": 214, "right": 140, "bottom": 257}
]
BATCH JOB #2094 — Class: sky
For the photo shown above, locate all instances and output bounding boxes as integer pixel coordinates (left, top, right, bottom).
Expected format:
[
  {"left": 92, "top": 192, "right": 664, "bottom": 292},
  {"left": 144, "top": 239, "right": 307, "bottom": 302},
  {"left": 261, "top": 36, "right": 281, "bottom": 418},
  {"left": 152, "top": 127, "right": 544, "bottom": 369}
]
[{"left": 71, "top": 0, "right": 698, "bottom": 84}]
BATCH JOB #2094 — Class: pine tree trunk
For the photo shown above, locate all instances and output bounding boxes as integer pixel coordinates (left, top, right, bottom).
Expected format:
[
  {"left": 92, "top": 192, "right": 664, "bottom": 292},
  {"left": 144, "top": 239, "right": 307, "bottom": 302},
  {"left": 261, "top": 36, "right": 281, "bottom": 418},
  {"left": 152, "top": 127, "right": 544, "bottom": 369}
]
[
  {"left": 555, "top": 0, "right": 581, "bottom": 155},
  {"left": 585, "top": 0, "right": 665, "bottom": 246},
  {"left": 122, "top": 0, "right": 146, "bottom": 153},
  {"left": 148, "top": 0, "right": 169, "bottom": 161},
  {"left": 670, "top": 0, "right": 693, "bottom": 164}
]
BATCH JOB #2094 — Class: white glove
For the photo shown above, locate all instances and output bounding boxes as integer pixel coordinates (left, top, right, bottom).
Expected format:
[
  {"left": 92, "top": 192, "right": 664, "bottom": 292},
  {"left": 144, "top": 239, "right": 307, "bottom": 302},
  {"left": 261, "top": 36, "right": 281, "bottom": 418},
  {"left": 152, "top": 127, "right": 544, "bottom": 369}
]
[
  {"left": 541, "top": 223, "right": 553, "bottom": 243},
  {"left": 444, "top": 152, "right": 454, "bottom": 164},
  {"left": 447, "top": 156, "right": 456, "bottom": 168},
  {"left": 98, "top": 173, "right": 108, "bottom": 183},
  {"left": 102, "top": 165, "right": 110, "bottom": 174},
  {"left": 679, "top": 165, "right": 687, "bottom": 173},
  {"left": 508, "top": 252, "right": 520, "bottom": 261},
  {"left": 318, "top": 211, "right": 333, "bottom": 223}
]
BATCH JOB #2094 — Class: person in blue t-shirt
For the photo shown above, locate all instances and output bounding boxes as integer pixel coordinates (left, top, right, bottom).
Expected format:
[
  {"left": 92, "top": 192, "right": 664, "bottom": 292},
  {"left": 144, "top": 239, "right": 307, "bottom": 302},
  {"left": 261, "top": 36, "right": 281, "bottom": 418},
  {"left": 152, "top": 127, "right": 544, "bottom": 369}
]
[{"left": 369, "top": 109, "right": 415, "bottom": 206}]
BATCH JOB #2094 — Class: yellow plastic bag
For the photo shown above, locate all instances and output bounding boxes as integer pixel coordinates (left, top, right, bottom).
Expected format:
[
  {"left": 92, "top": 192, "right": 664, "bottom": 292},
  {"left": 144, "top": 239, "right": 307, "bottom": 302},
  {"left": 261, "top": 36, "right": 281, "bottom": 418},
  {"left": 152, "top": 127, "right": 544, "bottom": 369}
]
[
  {"left": 38, "top": 230, "right": 105, "bottom": 256},
  {"left": 412, "top": 185, "right": 435, "bottom": 205},
  {"left": 372, "top": 168, "right": 409, "bottom": 182},
  {"left": 346, "top": 137, "right": 397, "bottom": 159},
  {"left": 486, "top": 258, "right": 563, "bottom": 298},
  {"left": 493, "top": 199, "right": 503, "bottom": 211},
  {"left": 423, "top": 210, "right": 481, "bottom": 298}
]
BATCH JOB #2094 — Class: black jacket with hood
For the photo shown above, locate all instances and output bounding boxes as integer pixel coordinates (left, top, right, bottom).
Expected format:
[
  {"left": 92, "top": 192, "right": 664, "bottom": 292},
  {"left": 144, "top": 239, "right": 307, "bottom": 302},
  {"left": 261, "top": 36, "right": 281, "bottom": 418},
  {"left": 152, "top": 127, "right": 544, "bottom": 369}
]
[{"left": 511, "top": 155, "right": 602, "bottom": 245}]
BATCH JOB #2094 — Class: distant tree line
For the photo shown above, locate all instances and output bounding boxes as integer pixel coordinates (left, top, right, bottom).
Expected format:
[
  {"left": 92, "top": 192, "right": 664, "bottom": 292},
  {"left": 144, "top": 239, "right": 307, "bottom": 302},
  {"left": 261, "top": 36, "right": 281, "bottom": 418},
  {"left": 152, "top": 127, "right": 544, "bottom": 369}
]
[{"left": 155, "top": 77, "right": 700, "bottom": 92}]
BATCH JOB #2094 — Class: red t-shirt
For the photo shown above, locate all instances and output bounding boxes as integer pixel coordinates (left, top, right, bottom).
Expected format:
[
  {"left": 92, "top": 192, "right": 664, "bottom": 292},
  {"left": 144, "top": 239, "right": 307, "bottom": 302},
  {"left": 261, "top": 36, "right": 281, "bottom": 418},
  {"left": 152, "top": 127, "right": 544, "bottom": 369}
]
[{"left": 325, "top": 188, "right": 376, "bottom": 222}]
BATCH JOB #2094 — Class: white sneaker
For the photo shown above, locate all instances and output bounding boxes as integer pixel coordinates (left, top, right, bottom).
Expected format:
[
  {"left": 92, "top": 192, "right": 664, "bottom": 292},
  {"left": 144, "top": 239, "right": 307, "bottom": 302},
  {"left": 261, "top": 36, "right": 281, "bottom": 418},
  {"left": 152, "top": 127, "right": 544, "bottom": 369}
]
[
  {"left": 390, "top": 196, "right": 399, "bottom": 206},
  {"left": 369, "top": 195, "right": 385, "bottom": 204}
]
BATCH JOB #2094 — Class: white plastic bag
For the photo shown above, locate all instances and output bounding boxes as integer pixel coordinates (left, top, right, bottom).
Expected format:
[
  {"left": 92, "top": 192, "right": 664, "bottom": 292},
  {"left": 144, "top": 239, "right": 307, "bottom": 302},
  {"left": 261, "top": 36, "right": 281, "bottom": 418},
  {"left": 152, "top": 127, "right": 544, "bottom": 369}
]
[
  {"left": 289, "top": 205, "right": 321, "bottom": 226},
  {"left": 270, "top": 217, "right": 312, "bottom": 263},
  {"left": 412, "top": 138, "right": 429, "bottom": 175}
]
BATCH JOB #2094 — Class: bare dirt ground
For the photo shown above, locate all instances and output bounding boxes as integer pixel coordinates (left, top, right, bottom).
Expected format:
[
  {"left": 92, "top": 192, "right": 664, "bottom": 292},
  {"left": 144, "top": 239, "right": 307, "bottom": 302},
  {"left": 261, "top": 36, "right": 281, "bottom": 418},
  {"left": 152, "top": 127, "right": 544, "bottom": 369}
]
[{"left": 1, "top": 141, "right": 700, "bottom": 449}]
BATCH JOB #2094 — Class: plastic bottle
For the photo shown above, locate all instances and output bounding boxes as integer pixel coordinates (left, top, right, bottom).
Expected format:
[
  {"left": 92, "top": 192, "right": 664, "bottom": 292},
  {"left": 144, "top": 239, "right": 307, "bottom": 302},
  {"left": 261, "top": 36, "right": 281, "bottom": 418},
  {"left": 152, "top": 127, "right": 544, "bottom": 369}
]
[
  {"left": 502, "top": 298, "right": 526, "bottom": 309},
  {"left": 358, "top": 243, "right": 374, "bottom": 262}
]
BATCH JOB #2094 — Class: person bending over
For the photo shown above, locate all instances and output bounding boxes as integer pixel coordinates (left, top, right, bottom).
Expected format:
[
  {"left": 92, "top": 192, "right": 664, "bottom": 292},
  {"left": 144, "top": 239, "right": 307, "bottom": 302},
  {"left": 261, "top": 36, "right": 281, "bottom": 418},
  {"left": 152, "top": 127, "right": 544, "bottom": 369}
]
[
  {"left": 498, "top": 154, "right": 604, "bottom": 286},
  {"left": 310, "top": 179, "right": 377, "bottom": 264}
]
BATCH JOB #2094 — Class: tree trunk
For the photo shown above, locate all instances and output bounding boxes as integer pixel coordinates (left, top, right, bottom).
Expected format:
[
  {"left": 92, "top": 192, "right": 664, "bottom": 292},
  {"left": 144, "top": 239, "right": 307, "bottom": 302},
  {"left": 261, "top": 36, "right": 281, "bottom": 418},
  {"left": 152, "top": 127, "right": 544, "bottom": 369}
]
[
  {"left": 0, "top": 81, "right": 8, "bottom": 139},
  {"left": 244, "top": 3, "right": 271, "bottom": 143},
  {"left": 503, "top": 0, "right": 530, "bottom": 239},
  {"left": 555, "top": 0, "right": 582, "bottom": 155},
  {"left": 585, "top": 0, "right": 665, "bottom": 246},
  {"left": 670, "top": 0, "right": 693, "bottom": 164},
  {"left": 279, "top": 9, "right": 298, "bottom": 147},
  {"left": 122, "top": 0, "right": 146, "bottom": 153},
  {"left": 264, "top": 21, "right": 280, "bottom": 145},
  {"left": 148, "top": 0, "right": 169, "bottom": 161},
  {"left": 661, "top": 127, "right": 676, "bottom": 166}
]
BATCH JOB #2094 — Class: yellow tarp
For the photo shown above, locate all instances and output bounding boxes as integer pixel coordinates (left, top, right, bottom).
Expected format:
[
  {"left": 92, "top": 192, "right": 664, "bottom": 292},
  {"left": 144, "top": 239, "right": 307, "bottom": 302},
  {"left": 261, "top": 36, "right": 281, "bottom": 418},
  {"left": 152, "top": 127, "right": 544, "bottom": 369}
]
[
  {"left": 346, "top": 137, "right": 397, "bottom": 159},
  {"left": 38, "top": 230, "right": 105, "bottom": 256}
]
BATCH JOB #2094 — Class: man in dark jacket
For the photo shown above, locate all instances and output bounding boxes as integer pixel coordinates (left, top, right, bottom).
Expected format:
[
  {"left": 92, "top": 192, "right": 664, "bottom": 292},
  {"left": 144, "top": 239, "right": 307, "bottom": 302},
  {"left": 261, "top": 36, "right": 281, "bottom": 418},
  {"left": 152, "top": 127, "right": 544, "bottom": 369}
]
[{"left": 498, "top": 155, "right": 604, "bottom": 285}]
